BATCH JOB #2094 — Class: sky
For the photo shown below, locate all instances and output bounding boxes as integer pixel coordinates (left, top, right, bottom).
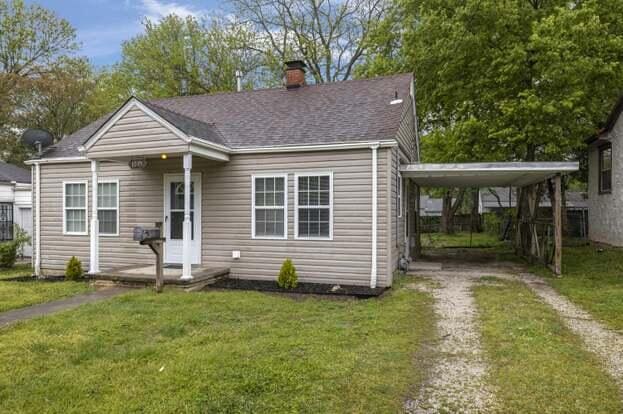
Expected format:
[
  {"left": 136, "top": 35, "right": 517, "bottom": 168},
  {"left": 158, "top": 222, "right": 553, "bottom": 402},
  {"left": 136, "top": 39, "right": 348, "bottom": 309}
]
[{"left": 24, "top": 0, "right": 225, "bottom": 67}]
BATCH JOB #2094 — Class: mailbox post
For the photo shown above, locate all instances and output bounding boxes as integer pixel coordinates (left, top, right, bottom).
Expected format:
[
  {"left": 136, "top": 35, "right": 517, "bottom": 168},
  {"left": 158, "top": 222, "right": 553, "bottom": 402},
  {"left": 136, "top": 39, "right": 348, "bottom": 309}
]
[{"left": 134, "top": 223, "right": 165, "bottom": 293}]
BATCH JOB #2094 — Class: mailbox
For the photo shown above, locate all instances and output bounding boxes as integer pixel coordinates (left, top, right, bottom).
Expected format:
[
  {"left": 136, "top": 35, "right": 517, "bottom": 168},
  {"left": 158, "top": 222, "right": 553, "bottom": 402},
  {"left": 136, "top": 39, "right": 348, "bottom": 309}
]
[{"left": 133, "top": 226, "right": 161, "bottom": 242}]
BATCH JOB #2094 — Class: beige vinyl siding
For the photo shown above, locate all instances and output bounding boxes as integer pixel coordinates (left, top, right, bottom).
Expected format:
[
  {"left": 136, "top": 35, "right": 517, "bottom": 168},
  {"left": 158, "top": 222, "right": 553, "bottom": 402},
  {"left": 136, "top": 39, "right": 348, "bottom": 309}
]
[
  {"left": 389, "top": 147, "right": 409, "bottom": 275},
  {"left": 395, "top": 97, "right": 418, "bottom": 162},
  {"left": 36, "top": 148, "right": 392, "bottom": 286},
  {"left": 87, "top": 107, "right": 189, "bottom": 158}
]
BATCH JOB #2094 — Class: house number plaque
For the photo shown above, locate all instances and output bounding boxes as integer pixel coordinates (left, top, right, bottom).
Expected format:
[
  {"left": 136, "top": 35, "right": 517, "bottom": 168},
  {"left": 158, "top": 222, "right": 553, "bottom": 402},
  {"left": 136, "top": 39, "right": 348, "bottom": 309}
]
[{"left": 129, "top": 158, "right": 148, "bottom": 169}]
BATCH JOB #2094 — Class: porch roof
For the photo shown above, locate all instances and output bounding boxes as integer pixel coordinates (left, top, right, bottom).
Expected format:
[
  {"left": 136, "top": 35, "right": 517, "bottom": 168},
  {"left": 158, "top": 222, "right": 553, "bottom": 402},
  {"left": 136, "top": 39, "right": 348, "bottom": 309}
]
[{"left": 400, "top": 162, "right": 579, "bottom": 188}]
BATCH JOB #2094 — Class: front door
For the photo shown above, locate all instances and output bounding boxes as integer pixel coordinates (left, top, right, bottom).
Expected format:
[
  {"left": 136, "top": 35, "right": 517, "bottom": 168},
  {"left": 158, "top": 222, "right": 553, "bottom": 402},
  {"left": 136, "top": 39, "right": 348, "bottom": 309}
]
[{"left": 164, "top": 174, "right": 201, "bottom": 264}]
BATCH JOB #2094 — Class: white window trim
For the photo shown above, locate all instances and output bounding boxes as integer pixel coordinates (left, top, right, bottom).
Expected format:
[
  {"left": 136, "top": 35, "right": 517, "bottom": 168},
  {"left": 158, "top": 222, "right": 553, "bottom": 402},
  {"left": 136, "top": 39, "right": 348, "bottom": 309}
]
[
  {"left": 294, "top": 171, "right": 334, "bottom": 241},
  {"left": 98, "top": 179, "right": 120, "bottom": 237},
  {"left": 251, "top": 173, "right": 288, "bottom": 240},
  {"left": 62, "top": 180, "right": 89, "bottom": 236},
  {"left": 398, "top": 172, "right": 403, "bottom": 218}
]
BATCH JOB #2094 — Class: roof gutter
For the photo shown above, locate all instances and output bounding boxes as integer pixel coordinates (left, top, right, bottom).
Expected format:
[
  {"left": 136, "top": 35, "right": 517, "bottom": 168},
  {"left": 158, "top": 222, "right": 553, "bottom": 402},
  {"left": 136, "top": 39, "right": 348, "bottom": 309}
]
[{"left": 27, "top": 140, "right": 399, "bottom": 164}]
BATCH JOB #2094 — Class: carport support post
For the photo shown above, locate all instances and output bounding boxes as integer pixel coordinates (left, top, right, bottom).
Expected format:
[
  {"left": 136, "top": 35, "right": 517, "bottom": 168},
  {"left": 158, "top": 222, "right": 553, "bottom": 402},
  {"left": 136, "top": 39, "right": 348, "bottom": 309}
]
[
  {"left": 181, "top": 153, "right": 193, "bottom": 280},
  {"left": 410, "top": 182, "right": 421, "bottom": 259},
  {"left": 553, "top": 173, "right": 562, "bottom": 275}
]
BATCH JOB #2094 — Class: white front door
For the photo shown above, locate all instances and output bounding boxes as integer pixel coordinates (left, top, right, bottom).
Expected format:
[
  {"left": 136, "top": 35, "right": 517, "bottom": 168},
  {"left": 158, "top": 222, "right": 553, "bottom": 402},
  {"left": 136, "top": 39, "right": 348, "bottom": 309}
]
[{"left": 164, "top": 174, "right": 201, "bottom": 264}]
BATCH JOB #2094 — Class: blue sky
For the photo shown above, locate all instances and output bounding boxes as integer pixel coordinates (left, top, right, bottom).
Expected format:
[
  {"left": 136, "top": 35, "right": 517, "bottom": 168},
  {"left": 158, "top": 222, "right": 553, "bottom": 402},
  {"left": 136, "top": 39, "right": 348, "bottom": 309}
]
[{"left": 25, "top": 0, "right": 225, "bottom": 66}]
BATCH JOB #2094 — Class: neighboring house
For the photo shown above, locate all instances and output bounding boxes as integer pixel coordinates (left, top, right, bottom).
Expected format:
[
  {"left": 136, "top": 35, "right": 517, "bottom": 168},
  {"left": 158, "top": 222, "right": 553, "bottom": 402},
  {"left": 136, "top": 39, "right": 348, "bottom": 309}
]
[
  {"left": 0, "top": 161, "right": 33, "bottom": 257},
  {"left": 586, "top": 96, "right": 623, "bottom": 245},
  {"left": 480, "top": 187, "right": 588, "bottom": 213},
  {"left": 419, "top": 195, "right": 443, "bottom": 217},
  {"left": 27, "top": 62, "right": 418, "bottom": 288}
]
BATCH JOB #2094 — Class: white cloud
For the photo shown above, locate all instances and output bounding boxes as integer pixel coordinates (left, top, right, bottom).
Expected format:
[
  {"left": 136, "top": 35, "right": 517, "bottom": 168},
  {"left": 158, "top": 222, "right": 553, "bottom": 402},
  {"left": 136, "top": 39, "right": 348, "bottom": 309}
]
[{"left": 139, "top": 0, "right": 207, "bottom": 20}]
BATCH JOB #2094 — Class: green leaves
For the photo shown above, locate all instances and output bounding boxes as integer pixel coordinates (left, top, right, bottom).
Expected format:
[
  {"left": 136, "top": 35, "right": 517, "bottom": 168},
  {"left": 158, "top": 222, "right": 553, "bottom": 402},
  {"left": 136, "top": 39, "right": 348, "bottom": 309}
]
[{"left": 361, "top": 0, "right": 623, "bottom": 164}]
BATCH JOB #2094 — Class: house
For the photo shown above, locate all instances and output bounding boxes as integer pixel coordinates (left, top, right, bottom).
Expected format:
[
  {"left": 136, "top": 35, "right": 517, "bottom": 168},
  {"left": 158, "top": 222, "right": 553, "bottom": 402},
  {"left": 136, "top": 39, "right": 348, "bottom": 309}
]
[
  {"left": 0, "top": 161, "right": 32, "bottom": 257},
  {"left": 586, "top": 96, "right": 623, "bottom": 245},
  {"left": 26, "top": 62, "right": 418, "bottom": 288},
  {"left": 479, "top": 187, "right": 588, "bottom": 213},
  {"left": 480, "top": 187, "right": 588, "bottom": 238}
]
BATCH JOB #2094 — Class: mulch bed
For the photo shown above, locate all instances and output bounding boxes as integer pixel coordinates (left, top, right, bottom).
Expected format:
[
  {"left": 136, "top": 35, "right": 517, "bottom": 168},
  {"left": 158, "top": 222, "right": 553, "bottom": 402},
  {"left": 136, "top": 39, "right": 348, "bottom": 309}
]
[{"left": 209, "top": 278, "right": 387, "bottom": 298}]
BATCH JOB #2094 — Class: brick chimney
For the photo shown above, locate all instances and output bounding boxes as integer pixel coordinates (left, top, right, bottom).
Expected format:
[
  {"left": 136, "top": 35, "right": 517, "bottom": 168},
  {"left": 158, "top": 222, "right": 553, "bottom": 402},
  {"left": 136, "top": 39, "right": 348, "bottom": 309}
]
[{"left": 284, "top": 60, "right": 307, "bottom": 89}]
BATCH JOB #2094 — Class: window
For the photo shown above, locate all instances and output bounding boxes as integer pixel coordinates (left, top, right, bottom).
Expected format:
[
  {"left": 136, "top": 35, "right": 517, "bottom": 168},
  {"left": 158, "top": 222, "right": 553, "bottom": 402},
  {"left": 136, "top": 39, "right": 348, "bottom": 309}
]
[
  {"left": 599, "top": 144, "right": 612, "bottom": 194},
  {"left": 0, "top": 203, "right": 13, "bottom": 241},
  {"left": 252, "top": 175, "right": 287, "bottom": 239},
  {"left": 296, "top": 173, "right": 332, "bottom": 239},
  {"left": 398, "top": 173, "right": 403, "bottom": 217},
  {"left": 63, "top": 182, "right": 87, "bottom": 235},
  {"left": 98, "top": 181, "right": 119, "bottom": 236}
]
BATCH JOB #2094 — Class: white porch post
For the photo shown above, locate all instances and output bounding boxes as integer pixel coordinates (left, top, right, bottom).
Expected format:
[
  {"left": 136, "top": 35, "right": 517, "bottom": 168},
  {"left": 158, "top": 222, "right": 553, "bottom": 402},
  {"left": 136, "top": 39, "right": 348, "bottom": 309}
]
[
  {"left": 89, "top": 160, "right": 100, "bottom": 274},
  {"left": 181, "top": 153, "right": 193, "bottom": 280}
]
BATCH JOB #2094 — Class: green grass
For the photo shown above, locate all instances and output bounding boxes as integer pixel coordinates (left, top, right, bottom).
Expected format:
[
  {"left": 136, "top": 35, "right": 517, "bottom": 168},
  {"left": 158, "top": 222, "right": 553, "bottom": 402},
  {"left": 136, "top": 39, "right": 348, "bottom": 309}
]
[
  {"left": 0, "top": 265, "right": 92, "bottom": 312},
  {"left": 421, "top": 232, "right": 506, "bottom": 249},
  {"left": 474, "top": 278, "right": 622, "bottom": 414},
  {"left": 531, "top": 244, "right": 623, "bottom": 332},
  {"left": 0, "top": 278, "right": 434, "bottom": 413}
]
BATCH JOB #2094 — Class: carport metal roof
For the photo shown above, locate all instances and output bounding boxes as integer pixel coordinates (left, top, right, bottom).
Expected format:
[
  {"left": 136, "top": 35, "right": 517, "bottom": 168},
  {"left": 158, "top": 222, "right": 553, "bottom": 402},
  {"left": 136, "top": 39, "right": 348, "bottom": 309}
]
[{"left": 400, "top": 162, "right": 579, "bottom": 188}]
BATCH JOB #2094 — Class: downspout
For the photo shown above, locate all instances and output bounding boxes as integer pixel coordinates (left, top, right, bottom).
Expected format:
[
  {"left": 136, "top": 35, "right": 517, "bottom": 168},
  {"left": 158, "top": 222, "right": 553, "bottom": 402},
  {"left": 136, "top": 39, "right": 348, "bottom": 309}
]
[
  {"left": 34, "top": 162, "right": 41, "bottom": 277},
  {"left": 370, "top": 143, "right": 379, "bottom": 288}
]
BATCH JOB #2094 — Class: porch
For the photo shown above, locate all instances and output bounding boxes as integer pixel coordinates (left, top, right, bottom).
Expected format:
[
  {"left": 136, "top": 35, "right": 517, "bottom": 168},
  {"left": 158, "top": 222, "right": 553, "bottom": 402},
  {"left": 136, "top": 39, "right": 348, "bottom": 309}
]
[
  {"left": 92, "top": 264, "right": 230, "bottom": 289},
  {"left": 81, "top": 97, "right": 231, "bottom": 282}
]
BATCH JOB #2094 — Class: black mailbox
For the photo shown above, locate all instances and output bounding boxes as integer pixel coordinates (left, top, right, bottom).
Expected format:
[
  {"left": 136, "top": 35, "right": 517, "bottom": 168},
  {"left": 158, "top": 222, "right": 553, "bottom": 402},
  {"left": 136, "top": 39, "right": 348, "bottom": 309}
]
[{"left": 133, "top": 226, "right": 161, "bottom": 242}]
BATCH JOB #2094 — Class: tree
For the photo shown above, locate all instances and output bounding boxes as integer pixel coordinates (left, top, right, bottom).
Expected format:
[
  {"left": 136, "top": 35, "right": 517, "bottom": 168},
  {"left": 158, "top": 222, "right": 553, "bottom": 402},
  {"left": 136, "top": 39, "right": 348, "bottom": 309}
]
[
  {"left": 14, "top": 57, "right": 96, "bottom": 140},
  {"left": 360, "top": 0, "right": 623, "bottom": 164},
  {"left": 230, "top": 0, "right": 389, "bottom": 83},
  {"left": 119, "top": 15, "right": 264, "bottom": 98},
  {"left": 0, "top": 0, "right": 79, "bottom": 163}
]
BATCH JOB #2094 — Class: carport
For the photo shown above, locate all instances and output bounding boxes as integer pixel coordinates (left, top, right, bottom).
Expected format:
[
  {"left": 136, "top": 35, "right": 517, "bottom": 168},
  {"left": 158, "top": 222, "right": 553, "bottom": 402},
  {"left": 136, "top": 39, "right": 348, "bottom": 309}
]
[{"left": 400, "top": 162, "right": 579, "bottom": 275}]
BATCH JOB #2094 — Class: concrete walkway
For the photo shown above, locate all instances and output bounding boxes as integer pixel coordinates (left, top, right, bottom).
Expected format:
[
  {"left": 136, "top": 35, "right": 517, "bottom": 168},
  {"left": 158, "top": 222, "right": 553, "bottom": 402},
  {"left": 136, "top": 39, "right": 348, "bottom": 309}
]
[{"left": 0, "top": 287, "right": 130, "bottom": 328}]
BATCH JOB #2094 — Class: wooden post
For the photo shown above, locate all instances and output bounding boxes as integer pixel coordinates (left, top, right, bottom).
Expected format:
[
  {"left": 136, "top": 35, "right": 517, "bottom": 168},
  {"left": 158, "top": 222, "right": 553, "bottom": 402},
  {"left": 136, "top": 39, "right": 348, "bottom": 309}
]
[
  {"left": 553, "top": 173, "right": 562, "bottom": 276},
  {"left": 155, "top": 241, "right": 164, "bottom": 293},
  {"left": 413, "top": 183, "right": 422, "bottom": 259}
]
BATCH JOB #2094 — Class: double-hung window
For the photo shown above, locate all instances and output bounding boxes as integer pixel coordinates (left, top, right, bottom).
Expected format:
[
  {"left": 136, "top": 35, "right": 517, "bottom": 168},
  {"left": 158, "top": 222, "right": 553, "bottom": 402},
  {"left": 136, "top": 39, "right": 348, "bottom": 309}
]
[
  {"left": 98, "top": 181, "right": 119, "bottom": 236},
  {"left": 253, "top": 175, "right": 287, "bottom": 239},
  {"left": 63, "top": 181, "right": 88, "bottom": 235},
  {"left": 599, "top": 143, "right": 612, "bottom": 194},
  {"left": 296, "top": 173, "right": 332, "bottom": 239}
]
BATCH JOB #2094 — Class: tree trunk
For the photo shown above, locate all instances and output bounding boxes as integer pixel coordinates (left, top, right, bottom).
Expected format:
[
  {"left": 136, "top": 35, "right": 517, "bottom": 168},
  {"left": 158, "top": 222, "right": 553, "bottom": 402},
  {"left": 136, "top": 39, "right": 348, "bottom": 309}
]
[
  {"left": 441, "top": 191, "right": 453, "bottom": 234},
  {"left": 441, "top": 189, "right": 466, "bottom": 234}
]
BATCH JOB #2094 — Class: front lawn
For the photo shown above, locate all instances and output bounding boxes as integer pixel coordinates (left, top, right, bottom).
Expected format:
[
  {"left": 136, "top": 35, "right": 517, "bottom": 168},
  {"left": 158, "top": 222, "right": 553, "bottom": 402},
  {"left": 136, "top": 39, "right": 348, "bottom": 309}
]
[
  {"left": 474, "top": 278, "right": 622, "bottom": 413},
  {"left": 0, "top": 278, "right": 434, "bottom": 413},
  {"left": 531, "top": 244, "right": 623, "bottom": 332},
  {"left": 0, "top": 265, "right": 92, "bottom": 312}
]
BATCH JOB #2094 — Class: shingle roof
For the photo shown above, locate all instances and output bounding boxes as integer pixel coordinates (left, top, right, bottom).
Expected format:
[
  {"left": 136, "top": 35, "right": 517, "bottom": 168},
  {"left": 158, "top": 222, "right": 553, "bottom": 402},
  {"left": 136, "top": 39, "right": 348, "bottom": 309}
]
[
  {"left": 0, "top": 161, "right": 31, "bottom": 183},
  {"left": 39, "top": 73, "right": 413, "bottom": 159}
]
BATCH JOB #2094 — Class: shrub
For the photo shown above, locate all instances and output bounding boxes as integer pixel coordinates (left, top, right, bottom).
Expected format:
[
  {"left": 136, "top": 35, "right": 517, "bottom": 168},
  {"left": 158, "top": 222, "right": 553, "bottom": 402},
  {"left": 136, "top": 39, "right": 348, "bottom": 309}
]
[
  {"left": 0, "top": 241, "right": 17, "bottom": 268},
  {"left": 13, "top": 224, "right": 31, "bottom": 257},
  {"left": 277, "top": 258, "right": 298, "bottom": 289},
  {"left": 483, "top": 213, "right": 502, "bottom": 236},
  {"left": 65, "top": 256, "right": 83, "bottom": 280}
]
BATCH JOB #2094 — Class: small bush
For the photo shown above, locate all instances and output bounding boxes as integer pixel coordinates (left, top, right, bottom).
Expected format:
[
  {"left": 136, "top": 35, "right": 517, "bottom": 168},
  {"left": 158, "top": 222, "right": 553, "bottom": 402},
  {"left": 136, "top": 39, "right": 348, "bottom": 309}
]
[
  {"left": 13, "top": 224, "right": 31, "bottom": 257},
  {"left": 483, "top": 213, "right": 502, "bottom": 236},
  {"left": 65, "top": 256, "right": 83, "bottom": 280},
  {"left": 0, "top": 241, "right": 17, "bottom": 268},
  {"left": 277, "top": 258, "right": 298, "bottom": 289}
]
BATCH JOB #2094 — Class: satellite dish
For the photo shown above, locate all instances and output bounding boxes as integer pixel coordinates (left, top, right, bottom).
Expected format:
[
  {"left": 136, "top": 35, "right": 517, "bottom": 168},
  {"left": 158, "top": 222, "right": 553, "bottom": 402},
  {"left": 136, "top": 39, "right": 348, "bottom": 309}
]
[{"left": 21, "top": 129, "right": 54, "bottom": 155}]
